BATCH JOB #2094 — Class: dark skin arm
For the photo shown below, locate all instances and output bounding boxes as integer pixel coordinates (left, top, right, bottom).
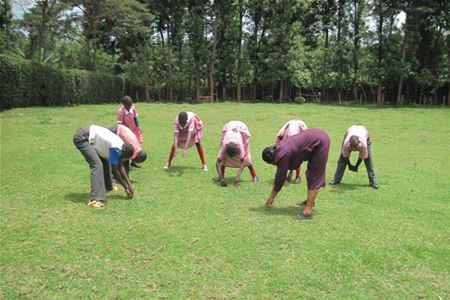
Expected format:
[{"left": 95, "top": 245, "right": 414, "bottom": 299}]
[
  {"left": 233, "top": 159, "right": 246, "bottom": 185},
  {"left": 112, "top": 159, "right": 134, "bottom": 198},
  {"left": 351, "top": 157, "right": 362, "bottom": 172}
]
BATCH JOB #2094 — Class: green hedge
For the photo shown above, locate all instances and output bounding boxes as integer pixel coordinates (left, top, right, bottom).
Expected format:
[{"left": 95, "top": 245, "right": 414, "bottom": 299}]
[{"left": 0, "top": 55, "right": 132, "bottom": 110}]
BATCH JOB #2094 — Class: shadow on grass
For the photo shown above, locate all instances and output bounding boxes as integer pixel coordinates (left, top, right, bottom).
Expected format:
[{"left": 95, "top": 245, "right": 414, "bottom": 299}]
[
  {"left": 329, "top": 182, "right": 369, "bottom": 191},
  {"left": 249, "top": 205, "right": 311, "bottom": 217},
  {"left": 165, "top": 165, "right": 196, "bottom": 177},
  {"left": 64, "top": 192, "right": 88, "bottom": 203},
  {"left": 210, "top": 176, "right": 257, "bottom": 187},
  {"left": 64, "top": 192, "right": 130, "bottom": 204}
]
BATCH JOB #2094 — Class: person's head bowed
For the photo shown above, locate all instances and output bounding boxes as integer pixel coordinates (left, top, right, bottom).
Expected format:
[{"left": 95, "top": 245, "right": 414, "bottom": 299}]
[{"left": 262, "top": 146, "right": 277, "bottom": 165}]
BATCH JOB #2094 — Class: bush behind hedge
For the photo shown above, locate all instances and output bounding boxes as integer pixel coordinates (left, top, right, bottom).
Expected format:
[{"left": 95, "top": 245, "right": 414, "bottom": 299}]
[{"left": 0, "top": 55, "right": 132, "bottom": 110}]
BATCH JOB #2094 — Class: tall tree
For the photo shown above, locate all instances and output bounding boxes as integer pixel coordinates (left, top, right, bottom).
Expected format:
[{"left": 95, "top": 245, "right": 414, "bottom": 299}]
[
  {"left": 0, "top": 0, "right": 13, "bottom": 54},
  {"left": 187, "top": 0, "right": 208, "bottom": 101},
  {"left": 19, "top": 0, "right": 65, "bottom": 60},
  {"left": 101, "top": 0, "right": 153, "bottom": 100}
]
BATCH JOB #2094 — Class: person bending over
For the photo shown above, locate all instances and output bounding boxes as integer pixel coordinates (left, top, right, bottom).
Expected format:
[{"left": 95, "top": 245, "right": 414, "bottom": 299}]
[
  {"left": 275, "top": 119, "right": 308, "bottom": 184},
  {"left": 73, "top": 125, "right": 135, "bottom": 210},
  {"left": 330, "top": 125, "right": 378, "bottom": 189},
  {"left": 216, "top": 121, "right": 258, "bottom": 186},
  {"left": 164, "top": 111, "right": 208, "bottom": 172},
  {"left": 262, "top": 128, "right": 330, "bottom": 220}
]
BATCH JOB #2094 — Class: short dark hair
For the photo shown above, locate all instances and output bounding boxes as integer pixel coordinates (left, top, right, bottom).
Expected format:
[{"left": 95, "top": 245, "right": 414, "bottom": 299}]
[
  {"left": 134, "top": 150, "right": 147, "bottom": 163},
  {"left": 225, "top": 143, "right": 240, "bottom": 158},
  {"left": 349, "top": 135, "right": 359, "bottom": 149},
  {"left": 262, "top": 146, "right": 277, "bottom": 164},
  {"left": 121, "top": 143, "right": 134, "bottom": 159},
  {"left": 178, "top": 112, "right": 188, "bottom": 125},
  {"left": 122, "top": 95, "right": 133, "bottom": 106}
]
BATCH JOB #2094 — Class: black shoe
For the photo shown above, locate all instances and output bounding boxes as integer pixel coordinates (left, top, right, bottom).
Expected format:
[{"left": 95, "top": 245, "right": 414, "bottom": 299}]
[
  {"left": 329, "top": 179, "right": 340, "bottom": 185},
  {"left": 131, "top": 161, "right": 141, "bottom": 168},
  {"left": 370, "top": 182, "right": 379, "bottom": 189}
]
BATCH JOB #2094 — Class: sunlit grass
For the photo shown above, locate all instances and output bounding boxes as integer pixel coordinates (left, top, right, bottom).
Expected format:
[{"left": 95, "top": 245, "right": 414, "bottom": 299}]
[{"left": 1, "top": 103, "right": 449, "bottom": 298}]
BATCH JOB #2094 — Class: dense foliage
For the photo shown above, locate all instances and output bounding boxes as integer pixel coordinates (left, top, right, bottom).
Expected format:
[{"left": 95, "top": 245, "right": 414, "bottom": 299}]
[
  {"left": 1, "top": 0, "right": 449, "bottom": 106},
  {"left": 0, "top": 54, "right": 132, "bottom": 109}
]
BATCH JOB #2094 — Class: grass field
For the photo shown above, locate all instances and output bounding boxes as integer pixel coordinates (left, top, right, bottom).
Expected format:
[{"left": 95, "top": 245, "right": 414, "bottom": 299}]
[{"left": 1, "top": 103, "right": 449, "bottom": 299}]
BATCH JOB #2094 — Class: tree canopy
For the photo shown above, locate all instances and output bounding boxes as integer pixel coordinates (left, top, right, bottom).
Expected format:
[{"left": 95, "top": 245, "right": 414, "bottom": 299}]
[{"left": 2, "top": 0, "right": 449, "bottom": 105}]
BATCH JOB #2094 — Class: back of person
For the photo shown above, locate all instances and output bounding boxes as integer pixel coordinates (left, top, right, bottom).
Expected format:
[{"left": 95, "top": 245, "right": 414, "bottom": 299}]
[
  {"left": 276, "top": 128, "right": 327, "bottom": 162},
  {"left": 277, "top": 119, "right": 307, "bottom": 143},
  {"left": 89, "top": 125, "right": 124, "bottom": 160},
  {"left": 115, "top": 124, "right": 142, "bottom": 160}
]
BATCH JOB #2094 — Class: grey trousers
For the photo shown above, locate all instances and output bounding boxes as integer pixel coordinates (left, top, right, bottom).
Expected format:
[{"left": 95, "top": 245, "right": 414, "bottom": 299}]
[
  {"left": 73, "top": 128, "right": 112, "bottom": 201},
  {"left": 332, "top": 138, "right": 377, "bottom": 184}
]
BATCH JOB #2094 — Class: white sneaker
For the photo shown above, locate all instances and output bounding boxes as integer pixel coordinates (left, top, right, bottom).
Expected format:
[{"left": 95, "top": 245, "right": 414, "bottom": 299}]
[
  {"left": 163, "top": 162, "right": 170, "bottom": 169},
  {"left": 203, "top": 165, "right": 209, "bottom": 172}
]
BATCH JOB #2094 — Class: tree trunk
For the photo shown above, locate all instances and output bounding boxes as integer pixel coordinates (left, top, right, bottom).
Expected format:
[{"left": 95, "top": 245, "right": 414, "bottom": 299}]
[
  {"left": 448, "top": 33, "right": 450, "bottom": 106},
  {"left": 279, "top": 80, "right": 284, "bottom": 103},
  {"left": 252, "top": 83, "right": 256, "bottom": 103},
  {"left": 376, "top": 2, "right": 384, "bottom": 106},
  {"left": 141, "top": 43, "right": 150, "bottom": 101},
  {"left": 352, "top": 0, "right": 361, "bottom": 102},
  {"left": 396, "top": 22, "right": 408, "bottom": 106},
  {"left": 209, "top": 1, "right": 219, "bottom": 102},
  {"left": 236, "top": 0, "right": 243, "bottom": 102},
  {"left": 195, "top": 64, "right": 200, "bottom": 102},
  {"left": 167, "top": 39, "right": 174, "bottom": 102},
  {"left": 337, "top": 0, "right": 345, "bottom": 43}
]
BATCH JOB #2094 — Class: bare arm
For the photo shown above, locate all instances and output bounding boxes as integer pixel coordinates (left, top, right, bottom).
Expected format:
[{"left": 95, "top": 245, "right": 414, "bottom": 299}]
[
  {"left": 173, "top": 132, "right": 179, "bottom": 156},
  {"left": 264, "top": 189, "right": 278, "bottom": 208},
  {"left": 184, "top": 131, "right": 193, "bottom": 151},
  {"left": 234, "top": 160, "right": 246, "bottom": 184},
  {"left": 112, "top": 161, "right": 133, "bottom": 198}
]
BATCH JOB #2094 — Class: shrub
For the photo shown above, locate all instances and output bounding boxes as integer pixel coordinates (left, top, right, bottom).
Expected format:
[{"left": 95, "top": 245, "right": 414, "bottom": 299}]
[
  {"left": 0, "top": 54, "right": 133, "bottom": 110},
  {"left": 294, "top": 96, "right": 306, "bottom": 104}
]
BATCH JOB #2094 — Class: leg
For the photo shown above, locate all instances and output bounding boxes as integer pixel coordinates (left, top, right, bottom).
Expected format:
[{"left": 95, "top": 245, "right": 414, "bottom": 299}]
[
  {"left": 294, "top": 168, "right": 301, "bottom": 184},
  {"left": 220, "top": 165, "right": 227, "bottom": 186},
  {"left": 195, "top": 142, "right": 208, "bottom": 171},
  {"left": 331, "top": 154, "right": 347, "bottom": 184},
  {"left": 303, "top": 189, "right": 319, "bottom": 216},
  {"left": 364, "top": 138, "right": 378, "bottom": 188},
  {"left": 286, "top": 170, "right": 293, "bottom": 182},
  {"left": 248, "top": 164, "right": 258, "bottom": 182},
  {"left": 73, "top": 129, "right": 107, "bottom": 201},
  {"left": 102, "top": 158, "right": 113, "bottom": 192},
  {"left": 164, "top": 145, "right": 175, "bottom": 168}
]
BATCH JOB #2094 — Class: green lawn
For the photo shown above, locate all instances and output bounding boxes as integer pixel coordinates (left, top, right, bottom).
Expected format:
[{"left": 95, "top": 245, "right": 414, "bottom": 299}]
[{"left": 1, "top": 103, "right": 449, "bottom": 299}]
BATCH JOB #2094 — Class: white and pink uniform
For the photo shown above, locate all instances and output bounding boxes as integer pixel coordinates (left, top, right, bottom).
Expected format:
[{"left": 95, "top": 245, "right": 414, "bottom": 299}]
[
  {"left": 342, "top": 125, "right": 369, "bottom": 159},
  {"left": 218, "top": 121, "right": 252, "bottom": 168},
  {"left": 115, "top": 124, "right": 142, "bottom": 160},
  {"left": 117, "top": 105, "right": 143, "bottom": 144},
  {"left": 174, "top": 112, "right": 204, "bottom": 149},
  {"left": 276, "top": 119, "right": 308, "bottom": 144}
]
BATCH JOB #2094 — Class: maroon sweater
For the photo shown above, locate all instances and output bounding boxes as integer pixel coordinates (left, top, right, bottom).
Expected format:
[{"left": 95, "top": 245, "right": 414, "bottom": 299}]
[{"left": 273, "top": 128, "right": 330, "bottom": 191}]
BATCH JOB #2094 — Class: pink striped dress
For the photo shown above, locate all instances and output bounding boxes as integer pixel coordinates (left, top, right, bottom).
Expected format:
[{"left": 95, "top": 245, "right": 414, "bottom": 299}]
[
  {"left": 174, "top": 112, "right": 204, "bottom": 149},
  {"left": 276, "top": 119, "right": 308, "bottom": 145},
  {"left": 217, "top": 121, "right": 252, "bottom": 168},
  {"left": 117, "top": 105, "right": 143, "bottom": 144},
  {"left": 116, "top": 124, "right": 142, "bottom": 160}
]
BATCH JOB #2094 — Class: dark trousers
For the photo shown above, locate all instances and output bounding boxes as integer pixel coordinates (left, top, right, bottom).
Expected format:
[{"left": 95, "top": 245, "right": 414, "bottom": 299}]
[
  {"left": 333, "top": 138, "right": 376, "bottom": 184},
  {"left": 73, "top": 128, "right": 112, "bottom": 201}
]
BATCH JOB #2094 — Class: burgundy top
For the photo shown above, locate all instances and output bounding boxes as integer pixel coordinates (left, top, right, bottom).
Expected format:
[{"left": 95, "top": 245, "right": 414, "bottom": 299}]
[{"left": 273, "top": 128, "right": 330, "bottom": 192}]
